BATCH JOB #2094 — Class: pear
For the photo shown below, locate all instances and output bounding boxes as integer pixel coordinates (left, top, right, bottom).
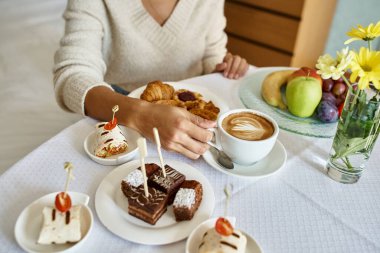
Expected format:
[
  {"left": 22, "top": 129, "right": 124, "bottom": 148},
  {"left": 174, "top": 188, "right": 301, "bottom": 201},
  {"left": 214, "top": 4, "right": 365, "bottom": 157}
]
[{"left": 286, "top": 76, "right": 322, "bottom": 118}]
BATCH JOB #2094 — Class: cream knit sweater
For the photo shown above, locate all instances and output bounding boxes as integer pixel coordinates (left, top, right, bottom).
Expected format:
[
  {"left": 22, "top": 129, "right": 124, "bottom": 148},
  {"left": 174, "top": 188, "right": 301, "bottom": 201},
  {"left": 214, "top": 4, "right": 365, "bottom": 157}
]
[{"left": 54, "top": 0, "right": 227, "bottom": 115}]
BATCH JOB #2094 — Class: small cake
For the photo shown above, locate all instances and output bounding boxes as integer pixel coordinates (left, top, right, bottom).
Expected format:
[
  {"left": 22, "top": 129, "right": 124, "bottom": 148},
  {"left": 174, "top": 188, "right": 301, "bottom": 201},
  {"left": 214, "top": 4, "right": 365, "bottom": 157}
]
[
  {"left": 94, "top": 122, "right": 128, "bottom": 158},
  {"left": 198, "top": 227, "right": 247, "bottom": 253},
  {"left": 124, "top": 185, "right": 169, "bottom": 225},
  {"left": 121, "top": 165, "right": 168, "bottom": 225},
  {"left": 148, "top": 164, "right": 185, "bottom": 204},
  {"left": 173, "top": 180, "right": 203, "bottom": 221},
  {"left": 38, "top": 205, "right": 81, "bottom": 244}
]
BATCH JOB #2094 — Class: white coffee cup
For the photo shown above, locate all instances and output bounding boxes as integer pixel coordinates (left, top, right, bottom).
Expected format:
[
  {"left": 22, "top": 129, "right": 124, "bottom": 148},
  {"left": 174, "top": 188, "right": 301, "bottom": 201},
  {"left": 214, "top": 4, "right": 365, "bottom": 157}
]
[{"left": 209, "top": 109, "right": 279, "bottom": 166}]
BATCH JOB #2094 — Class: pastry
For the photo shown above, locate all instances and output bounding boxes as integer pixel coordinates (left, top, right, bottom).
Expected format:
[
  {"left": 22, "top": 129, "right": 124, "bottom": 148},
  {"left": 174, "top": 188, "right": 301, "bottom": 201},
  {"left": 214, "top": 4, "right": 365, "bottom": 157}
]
[
  {"left": 173, "top": 180, "right": 203, "bottom": 221},
  {"left": 198, "top": 227, "right": 247, "bottom": 253},
  {"left": 37, "top": 206, "right": 82, "bottom": 244},
  {"left": 148, "top": 164, "right": 186, "bottom": 204},
  {"left": 174, "top": 89, "right": 202, "bottom": 102},
  {"left": 140, "top": 80, "right": 175, "bottom": 102},
  {"left": 94, "top": 122, "right": 128, "bottom": 158},
  {"left": 153, "top": 99, "right": 186, "bottom": 108},
  {"left": 38, "top": 162, "right": 82, "bottom": 245},
  {"left": 120, "top": 164, "right": 159, "bottom": 195}
]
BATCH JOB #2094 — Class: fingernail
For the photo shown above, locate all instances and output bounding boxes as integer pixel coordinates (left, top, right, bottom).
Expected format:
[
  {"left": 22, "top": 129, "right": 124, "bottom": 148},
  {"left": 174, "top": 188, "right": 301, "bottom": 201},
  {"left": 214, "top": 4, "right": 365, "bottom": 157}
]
[
  {"left": 228, "top": 74, "right": 234, "bottom": 79},
  {"left": 235, "top": 74, "right": 239, "bottom": 79},
  {"left": 224, "top": 72, "right": 227, "bottom": 77}
]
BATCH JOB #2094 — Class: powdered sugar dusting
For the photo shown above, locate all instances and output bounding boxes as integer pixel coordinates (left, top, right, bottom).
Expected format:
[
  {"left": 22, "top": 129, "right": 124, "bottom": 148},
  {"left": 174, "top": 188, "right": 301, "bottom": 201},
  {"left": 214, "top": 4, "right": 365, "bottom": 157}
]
[
  {"left": 173, "top": 188, "right": 195, "bottom": 208},
  {"left": 124, "top": 170, "right": 143, "bottom": 187}
]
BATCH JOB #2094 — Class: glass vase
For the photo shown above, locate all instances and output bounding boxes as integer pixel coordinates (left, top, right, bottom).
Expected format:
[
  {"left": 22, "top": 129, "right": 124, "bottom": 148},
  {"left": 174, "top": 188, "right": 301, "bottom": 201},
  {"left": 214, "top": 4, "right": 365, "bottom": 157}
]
[{"left": 326, "top": 85, "right": 380, "bottom": 183}]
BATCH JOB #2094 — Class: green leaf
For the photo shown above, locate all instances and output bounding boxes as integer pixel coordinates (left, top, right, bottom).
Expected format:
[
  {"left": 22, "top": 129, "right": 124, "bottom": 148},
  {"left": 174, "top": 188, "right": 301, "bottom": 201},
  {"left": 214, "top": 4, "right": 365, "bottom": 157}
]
[{"left": 333, "top": 134, "right": 375, "bottom": 158}]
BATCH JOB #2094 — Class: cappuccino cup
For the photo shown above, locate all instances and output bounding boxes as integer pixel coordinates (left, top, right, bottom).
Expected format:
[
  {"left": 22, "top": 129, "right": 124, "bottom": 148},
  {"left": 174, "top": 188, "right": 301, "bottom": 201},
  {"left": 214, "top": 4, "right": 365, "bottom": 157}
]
[{"left": 209, "top": 109, "right": 279, "bottom": 165}]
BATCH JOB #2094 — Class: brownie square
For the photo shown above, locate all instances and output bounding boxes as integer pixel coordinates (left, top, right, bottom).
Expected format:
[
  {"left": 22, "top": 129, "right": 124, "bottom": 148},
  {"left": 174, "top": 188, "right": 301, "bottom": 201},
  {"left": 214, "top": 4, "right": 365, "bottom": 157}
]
[
  {"left": 173, "top": 180, "right": 203, "bottom": 221},
  {"left": 148, "top": 164, "right": 185, "bottom": 204},
  {"left": 122, "top": 184, "right": 168, "bottom": 225}
]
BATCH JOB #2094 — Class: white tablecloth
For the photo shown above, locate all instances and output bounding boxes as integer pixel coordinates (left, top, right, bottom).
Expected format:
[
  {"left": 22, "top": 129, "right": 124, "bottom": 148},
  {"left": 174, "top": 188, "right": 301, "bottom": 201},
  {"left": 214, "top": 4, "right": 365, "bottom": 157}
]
[{"left": 1, "top": 72, "right": 380, "bottom": 253}]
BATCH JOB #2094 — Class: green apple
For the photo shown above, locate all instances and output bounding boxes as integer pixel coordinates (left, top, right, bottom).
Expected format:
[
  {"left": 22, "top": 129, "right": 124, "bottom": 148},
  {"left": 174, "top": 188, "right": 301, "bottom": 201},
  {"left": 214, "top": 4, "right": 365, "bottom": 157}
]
[{"left": 286, "top": 76, "right": 322, "bottom": 117}]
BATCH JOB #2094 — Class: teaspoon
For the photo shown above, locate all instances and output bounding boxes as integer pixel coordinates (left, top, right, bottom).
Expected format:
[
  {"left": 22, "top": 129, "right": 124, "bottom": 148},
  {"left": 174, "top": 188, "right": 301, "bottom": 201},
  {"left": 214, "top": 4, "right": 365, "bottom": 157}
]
[{"left": 208, "top": 144, "right": 234, "bottom": 170}]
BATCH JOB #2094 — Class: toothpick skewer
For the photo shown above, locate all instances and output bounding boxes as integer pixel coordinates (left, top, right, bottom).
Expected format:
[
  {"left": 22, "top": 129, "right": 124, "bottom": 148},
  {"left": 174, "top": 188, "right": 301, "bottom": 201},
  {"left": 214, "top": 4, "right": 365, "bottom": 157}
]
[
  {"left": 137, "top": 138, "right": 149, "bottom": 197},
  {"left": 153, "top": 128, "right": 166, "bottom": 178},
  {"left": 63, "top": 162, "right": 75, "bottom": 198},
  {"left": 224, "top": 184, "right": 233, "bottom": 217},
  {"left": 111, "top": 105, "right": 119, "bottom": 123}
]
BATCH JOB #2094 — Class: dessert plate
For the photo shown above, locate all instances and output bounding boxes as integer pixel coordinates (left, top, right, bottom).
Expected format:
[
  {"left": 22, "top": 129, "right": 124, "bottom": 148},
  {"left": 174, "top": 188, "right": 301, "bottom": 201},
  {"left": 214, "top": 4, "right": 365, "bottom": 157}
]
[
  {"left": 95, "top": 158, "right": 215, "bottom": 245},
  {"left": 14, "top": 192, "right": 93, "bottom": 253},
  {"left": 84, "top": 125, "right": 140, "bottom": 166},
  {"left": 238, "top": 67, "right": 337, "bottom": 138},
  {"left": 128, "top": 81, "right": 229, "bottom": 114},
  {"left": 186, "top": 217, "right": 262, "bottom": 253},
  {"left": 203, "top": 140, "right": 287, "bottom": 179}
]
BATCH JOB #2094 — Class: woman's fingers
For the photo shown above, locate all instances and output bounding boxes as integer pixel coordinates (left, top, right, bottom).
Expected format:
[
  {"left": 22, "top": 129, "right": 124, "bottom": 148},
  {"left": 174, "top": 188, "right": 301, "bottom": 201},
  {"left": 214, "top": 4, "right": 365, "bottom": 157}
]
[
  {"left": 168, "top": 142, "right": 201, "bottom": 160},
  {"left": 228, "top": 55, "right": 242, "bottom": 79},
  {"left": 223, "top": 53, "right": 233, "bottom": 77},
  {"left": 220, "top": 53, "right": 249, "bottom": 79}
]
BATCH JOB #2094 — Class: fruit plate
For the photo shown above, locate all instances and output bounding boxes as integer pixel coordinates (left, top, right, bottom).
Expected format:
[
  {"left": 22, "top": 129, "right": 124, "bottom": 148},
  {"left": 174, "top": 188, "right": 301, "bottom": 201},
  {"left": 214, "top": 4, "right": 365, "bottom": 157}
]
[{"left": 239, "top": 67, "right": 337, "bottom": 138}]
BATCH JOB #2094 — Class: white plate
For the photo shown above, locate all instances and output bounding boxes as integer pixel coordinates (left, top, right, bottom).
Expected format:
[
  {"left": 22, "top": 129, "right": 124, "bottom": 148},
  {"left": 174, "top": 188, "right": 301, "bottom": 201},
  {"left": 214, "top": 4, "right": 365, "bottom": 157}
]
[
  {"left": 128, "top": 81, "right": 229, "bottom": 114},
  {"left": 186, "top": 217, "right": 262, "bottom": 253},
  {"left": 238, "top": 67, "right": 337, "bottom": 138},
  {"left": 95, "top": 158, "right": 215, "bottom": 245},
  {"left": 84, "top": 125, "right": 140, "bottom": 166},
  {"left": 203, "top": 140, "right": 286, "bottom": 179},
  {"left": 14, "top": 192, "right": 93, "bottom": 253}
]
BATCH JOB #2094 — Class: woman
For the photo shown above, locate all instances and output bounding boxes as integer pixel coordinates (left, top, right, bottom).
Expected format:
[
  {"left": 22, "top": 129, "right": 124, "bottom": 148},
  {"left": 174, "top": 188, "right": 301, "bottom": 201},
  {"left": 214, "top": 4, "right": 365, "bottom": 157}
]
[{"left": 54, "top": 0, "right": 249, "bottom": 159}]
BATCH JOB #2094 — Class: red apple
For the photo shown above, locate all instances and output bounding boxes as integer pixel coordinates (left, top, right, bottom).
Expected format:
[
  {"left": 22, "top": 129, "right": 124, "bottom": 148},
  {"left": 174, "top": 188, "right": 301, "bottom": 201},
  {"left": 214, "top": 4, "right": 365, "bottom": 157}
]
[{"left": 288, "top": 67, "right": 322, "bottom": 86}]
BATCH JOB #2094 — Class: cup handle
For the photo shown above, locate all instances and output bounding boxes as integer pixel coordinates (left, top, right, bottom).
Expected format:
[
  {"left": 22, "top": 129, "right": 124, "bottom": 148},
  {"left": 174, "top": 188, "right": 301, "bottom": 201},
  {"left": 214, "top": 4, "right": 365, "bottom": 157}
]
[{"left": 207, "top": 128, "right": 221, "bottom": 150}]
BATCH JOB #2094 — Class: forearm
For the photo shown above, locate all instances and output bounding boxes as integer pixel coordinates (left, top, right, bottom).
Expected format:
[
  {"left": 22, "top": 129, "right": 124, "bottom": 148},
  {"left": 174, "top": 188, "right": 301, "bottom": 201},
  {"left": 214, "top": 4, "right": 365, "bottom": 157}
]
[{"left": 84, "top": 86, "right": 148, "bottom": 130}]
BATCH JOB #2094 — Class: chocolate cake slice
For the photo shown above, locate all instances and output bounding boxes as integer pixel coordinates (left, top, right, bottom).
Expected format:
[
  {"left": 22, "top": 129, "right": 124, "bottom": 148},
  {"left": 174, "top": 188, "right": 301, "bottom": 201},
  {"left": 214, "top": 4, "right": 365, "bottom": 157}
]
[
  {"left": 121, "top": 164, "right": 160, "bottom": 195},
  {"left": 122, "top": 184, "right": 168, "bottom": 225},
  {"left": 173, "top": 180, "right": 203, "bottom": 221},
  {"left": 148, "top": 164, "right": 185, "bottom": 204}
]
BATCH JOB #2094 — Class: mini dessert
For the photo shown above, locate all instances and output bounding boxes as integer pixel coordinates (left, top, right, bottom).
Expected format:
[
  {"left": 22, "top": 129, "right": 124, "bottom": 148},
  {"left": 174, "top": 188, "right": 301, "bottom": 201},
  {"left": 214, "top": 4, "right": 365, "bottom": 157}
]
[
  {"left": 124, "top": 184, "right": 169, "bottom": 225},
  {"left": 198, "top": 224, "right": 247, "bottom": 253},
  {"left": 38, "top": 206, "right": 82, "bottom": 244},
  {"left": 148, "top": 164, "right": 186, "bottom": 204},
  {"left": 120, "top": 164, "right": 159, "bottom": 195},
  {"left": 153, "top": 99, "right": 186, "bottom": 108},
  {"left": 38, "top": 162, "right": 82, "bottom": 245},
  {"left": 94, "top": 105, "right": 128, "bottom": 158},
  {"left": 173, "top": 180, "right": 203, "bottom": 221}
]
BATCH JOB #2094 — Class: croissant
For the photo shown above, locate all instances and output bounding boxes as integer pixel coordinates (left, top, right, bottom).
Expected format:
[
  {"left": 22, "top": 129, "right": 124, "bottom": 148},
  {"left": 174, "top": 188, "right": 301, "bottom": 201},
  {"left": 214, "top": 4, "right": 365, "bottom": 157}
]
[
  {"left": 189, "top": 108, "right": 218, "bottom": 121},
  {"left": 140, "top": 80, "right": 175, "bottom": 102}
]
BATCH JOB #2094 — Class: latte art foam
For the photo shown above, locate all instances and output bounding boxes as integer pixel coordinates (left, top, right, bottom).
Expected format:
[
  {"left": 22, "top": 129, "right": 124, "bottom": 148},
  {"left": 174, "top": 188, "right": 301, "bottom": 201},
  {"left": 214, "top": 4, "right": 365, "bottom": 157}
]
[{"left": 222, "top": 113, "right": 274, "bottom": 141}]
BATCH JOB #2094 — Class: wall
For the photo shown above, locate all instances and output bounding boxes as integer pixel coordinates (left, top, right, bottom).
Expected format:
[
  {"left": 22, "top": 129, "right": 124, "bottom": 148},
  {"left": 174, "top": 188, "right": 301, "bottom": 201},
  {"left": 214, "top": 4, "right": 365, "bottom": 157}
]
[{"left": 324, "top": 0, "right": 380, "bottom": 55}]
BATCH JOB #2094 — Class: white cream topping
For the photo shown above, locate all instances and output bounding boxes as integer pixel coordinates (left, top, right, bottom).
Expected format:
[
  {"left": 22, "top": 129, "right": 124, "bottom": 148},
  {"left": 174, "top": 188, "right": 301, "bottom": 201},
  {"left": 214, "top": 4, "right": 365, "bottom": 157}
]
[
  {"left": 94, "top": 122, "right": 128, "bottom": 157},
  {"left": 173, "top": 188, "right": 195, "bottom": 208},
  {"left": 37, "top": 205, "right": 82, "bottom": 245},
  {"left": 124, "top": 169, "right": 144, "bottom": 188}
]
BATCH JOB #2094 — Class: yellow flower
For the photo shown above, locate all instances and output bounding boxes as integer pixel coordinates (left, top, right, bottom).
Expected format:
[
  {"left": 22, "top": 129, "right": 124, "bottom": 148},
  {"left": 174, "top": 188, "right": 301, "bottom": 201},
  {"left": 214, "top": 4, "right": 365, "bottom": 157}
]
[
  {"left": 349, "top": 47, "right": 380, "bottom": 90},
  {"left": 345, "top": 21, "right": 380, "bottom": 44}
]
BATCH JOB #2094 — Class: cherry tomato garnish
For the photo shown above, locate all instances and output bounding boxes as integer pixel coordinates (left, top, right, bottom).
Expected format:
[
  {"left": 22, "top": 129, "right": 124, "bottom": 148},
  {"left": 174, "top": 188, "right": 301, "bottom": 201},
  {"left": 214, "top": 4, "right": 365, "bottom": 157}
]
[
  {"left": 104, "top": 117, "right": 118, "bottom": 130},
  {"left": 338, "top": 103, "right": 344, "bottom": 117},
  {"left": 55, "top": 192, "right": 72, "bottom": 212},
  {"left": 215, "top": 217, "right": 233, "bottom": 236}
]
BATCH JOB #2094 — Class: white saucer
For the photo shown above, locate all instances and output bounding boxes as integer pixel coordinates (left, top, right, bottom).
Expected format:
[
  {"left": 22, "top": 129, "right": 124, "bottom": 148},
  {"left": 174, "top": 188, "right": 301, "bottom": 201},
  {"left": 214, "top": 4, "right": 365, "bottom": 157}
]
[
  {"left": 14, "top": 192, "right": 93, "bottom": 253},
  {"left": 203, "top": 140, "right": 287, "bottom": 179},
  {"left": 186, "top": 217, "right": 262, "bottom": 253},
  {"left": 84, "top": 125, "right": 140, "bottom": 166},
  {"left": 95, "top": 158, "right": 215, "bottom": 245}
]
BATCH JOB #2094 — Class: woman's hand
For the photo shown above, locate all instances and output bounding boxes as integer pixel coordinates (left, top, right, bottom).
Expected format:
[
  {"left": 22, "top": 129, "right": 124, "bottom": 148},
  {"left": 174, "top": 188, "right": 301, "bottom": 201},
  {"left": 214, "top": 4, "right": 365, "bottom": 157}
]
[
  {"left": 214, "top": 52, "right": 249, "bottom": 79},
  {"left": 132, "top": 102, "right": 216, "bottom": 159}
]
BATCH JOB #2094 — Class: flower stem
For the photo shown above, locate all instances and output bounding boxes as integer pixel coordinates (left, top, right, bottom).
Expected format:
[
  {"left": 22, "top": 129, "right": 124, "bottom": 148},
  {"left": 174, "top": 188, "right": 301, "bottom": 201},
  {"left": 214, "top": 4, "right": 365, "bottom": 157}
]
[
  {"left": 368, "top": 40, "right": 372, "bottom": 51},
  {"left": 342, "top": 75, "right": 351, "bottom": 88}
]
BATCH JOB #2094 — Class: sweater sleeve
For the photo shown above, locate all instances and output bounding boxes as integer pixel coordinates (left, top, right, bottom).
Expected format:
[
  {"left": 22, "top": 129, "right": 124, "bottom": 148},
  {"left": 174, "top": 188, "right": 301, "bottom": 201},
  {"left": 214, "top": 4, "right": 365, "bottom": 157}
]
[
  {"left": 202, "top": 0, "right": 228, "bottom": 74},
  {"left": 53, "top": 0, "right": 113, "bottom": 115}
]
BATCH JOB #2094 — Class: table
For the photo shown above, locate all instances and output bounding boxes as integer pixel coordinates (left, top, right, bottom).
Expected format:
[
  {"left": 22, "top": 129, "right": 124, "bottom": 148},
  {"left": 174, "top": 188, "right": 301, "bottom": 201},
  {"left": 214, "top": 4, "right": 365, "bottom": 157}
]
[{"left": 1, "top": 71, "right": 380, "bottom": 253}]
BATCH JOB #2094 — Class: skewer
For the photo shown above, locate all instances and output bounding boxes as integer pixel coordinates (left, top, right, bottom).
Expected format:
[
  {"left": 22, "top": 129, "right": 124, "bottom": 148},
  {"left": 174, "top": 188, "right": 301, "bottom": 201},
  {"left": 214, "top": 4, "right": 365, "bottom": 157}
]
[
  {"left": 137, "top": 138, "right": 149, "bottom": 197},
  {"left": 153, "top": 128, "right": 166, "bottom": 178},
  {"left": 63, "top": 162, "right": 75, "bottom": 198}
]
